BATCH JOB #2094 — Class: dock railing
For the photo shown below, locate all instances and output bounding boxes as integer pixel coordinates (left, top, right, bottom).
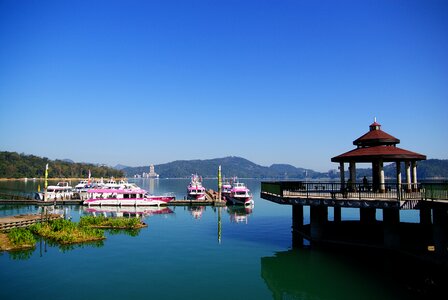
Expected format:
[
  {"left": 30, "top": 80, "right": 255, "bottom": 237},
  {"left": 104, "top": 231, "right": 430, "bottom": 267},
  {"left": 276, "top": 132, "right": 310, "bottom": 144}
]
[{"left": 261, "top": 181, "right": 448, "bottom": 202}]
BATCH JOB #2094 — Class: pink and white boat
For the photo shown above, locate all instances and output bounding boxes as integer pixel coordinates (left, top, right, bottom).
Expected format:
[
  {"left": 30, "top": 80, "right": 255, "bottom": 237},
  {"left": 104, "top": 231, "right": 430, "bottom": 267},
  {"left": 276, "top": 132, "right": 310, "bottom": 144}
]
[
  {"left": 226, "top": 180, "right": 254, "bottom": 206},
  {"left": 83, "top": 187, "right": 174, "bottom": 207},
  {"left": 221, "top": 179, "right": 232, "bottom": 200},
  {"left": 187, "top": 174, "right": 206, "bottom": 200}
]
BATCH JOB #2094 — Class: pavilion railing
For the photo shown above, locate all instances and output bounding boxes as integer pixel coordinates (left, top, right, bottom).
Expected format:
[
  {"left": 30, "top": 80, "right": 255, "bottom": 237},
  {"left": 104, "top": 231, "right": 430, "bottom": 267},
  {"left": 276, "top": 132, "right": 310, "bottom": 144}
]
[{"left": 261, "top": 181, "right": 448, "bottom": 201}]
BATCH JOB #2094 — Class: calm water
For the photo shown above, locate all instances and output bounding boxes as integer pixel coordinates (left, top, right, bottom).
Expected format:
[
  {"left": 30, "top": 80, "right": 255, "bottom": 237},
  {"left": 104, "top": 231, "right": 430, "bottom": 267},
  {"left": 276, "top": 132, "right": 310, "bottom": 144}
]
[{"left": 0, "top": 179, "right": 440, "bottom": 299}]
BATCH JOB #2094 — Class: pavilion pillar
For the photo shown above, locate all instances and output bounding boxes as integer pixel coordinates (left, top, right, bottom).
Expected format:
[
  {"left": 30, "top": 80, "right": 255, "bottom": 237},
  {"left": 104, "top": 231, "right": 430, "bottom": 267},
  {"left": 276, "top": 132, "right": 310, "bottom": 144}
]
[
  {"left": 360, "top": 207, "right": 376, "bottom": 224},
  {"left": 292, "top": 205, "right": 304, "bottom": 248},
  {"left": 379, "top": 159, "right": 385, "bottom": 193},
  {"left": 372, "top": 162, "right": 379, "bottom": 192},
  {"left": 339, "top": 162, "right": 345, "bottom": 190},
  {"left": 405, "top": 161, "right": 412, "bottom": 192},
  {"left": 396, "top": 161, "right": 402, "bottom": 200},
  {"left": 349, "top": 161, "right": 356, "bottom": 191},
  {"left": 310, "top": 205, "right": 327, "bottom": 241},
  {"left": 333, "top": 206, "right": 341, "bottom": 222},
  {"left": 383, "top": 208, "right": 400, "bottom": 249},
  {"left": 411, "top": 161, "right": 418, "bottom": 191},
  {"left": 432, "top": 207, "right": 448, "bottom": 258}
]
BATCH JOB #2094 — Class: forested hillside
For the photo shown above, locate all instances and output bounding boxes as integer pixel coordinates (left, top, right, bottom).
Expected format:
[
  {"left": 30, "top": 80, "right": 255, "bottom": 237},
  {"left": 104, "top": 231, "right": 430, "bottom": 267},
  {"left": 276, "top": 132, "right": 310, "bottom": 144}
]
[{"left": 0, "top": 151, "right": 124, "bottom": 179}]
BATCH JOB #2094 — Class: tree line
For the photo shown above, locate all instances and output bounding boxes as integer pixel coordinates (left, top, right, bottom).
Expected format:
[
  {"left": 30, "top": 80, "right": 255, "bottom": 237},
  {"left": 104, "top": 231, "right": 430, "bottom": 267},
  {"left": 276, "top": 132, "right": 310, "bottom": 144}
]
[{"left": 0, "top": 151, "right": 124, "bottom": 179}]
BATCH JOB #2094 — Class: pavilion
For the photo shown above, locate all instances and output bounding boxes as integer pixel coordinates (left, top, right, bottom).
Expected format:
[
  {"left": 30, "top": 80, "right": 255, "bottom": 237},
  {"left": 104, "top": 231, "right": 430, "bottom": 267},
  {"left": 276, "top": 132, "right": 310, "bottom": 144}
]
[{"left": 331, "top": 119, "right": 426, "bottom": 193}]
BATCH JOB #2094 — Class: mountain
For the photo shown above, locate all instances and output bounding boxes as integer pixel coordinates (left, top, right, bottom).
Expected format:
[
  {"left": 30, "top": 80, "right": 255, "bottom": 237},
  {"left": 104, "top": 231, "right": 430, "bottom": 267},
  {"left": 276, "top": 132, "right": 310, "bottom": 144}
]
[
  {"left": 114, "top": 164, "right": 130, "bottom": 170},
  {"left": 123, "top": 157, "right": 448, "bottom": 180},
  {"left": 122, "top": 156, "right": 327, "bottom": 179}
]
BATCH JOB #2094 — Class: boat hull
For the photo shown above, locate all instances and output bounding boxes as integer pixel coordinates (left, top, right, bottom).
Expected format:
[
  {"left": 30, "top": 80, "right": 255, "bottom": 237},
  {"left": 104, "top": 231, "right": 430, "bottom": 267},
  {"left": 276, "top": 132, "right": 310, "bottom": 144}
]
[
  {"left": 83, "top": 197, "right": 172, "bottom": 206},
  {"left": 226, "top": 196, "right": 254, "bottom": 206}
]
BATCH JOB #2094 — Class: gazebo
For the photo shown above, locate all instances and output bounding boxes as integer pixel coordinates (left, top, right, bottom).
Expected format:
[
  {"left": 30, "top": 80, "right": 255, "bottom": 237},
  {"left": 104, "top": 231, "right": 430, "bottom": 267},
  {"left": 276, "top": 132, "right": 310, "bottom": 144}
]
[{"left": 331, "top": 120, "right": 426, "bottom": 193}]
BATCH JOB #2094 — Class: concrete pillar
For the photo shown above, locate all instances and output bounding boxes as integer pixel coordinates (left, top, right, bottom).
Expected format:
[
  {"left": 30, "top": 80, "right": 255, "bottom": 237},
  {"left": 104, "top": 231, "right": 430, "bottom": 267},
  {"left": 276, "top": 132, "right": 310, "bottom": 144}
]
[
  {"left": 405, "top": 161, "right": 412, "bottom": 192},
  {"left": 419, "top": 204, "right": 432, "bottom": 226},
  {"left": 432, "top": 207, "right": 448, "bottom": 257},
  {"left": 310, "top": 205, "right": 327, "bottom": 241},
  {"left": 396, "top": 161, "right": 402, "bottom": 200},
  {"left": 292, "top": 205, "right": 304, "bottom": 248},
  {"left": 334, "top": 206, "right": 342, "bottom": 222},
  {"left": 383, "top": 208, "right": 400, "bottom": 249},
  {"left": 379, "top": 159, "right": 385, "bottom": 193},
  {"left": 349, "top": 161, "right": 356, "bottom": 191},
  {"left": 339, "top": 162, "right": 345, "bottom": 190},
  {"left": 360, "top": 207, "right": 376, "bottom": 224},
  {"left": 411, "top": 161, "right": 418, "bottom": 191}
]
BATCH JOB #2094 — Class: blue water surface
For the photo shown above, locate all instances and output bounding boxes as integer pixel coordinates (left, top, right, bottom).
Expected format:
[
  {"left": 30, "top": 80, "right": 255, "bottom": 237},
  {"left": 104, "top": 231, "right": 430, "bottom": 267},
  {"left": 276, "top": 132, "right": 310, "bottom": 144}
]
[{"left": 0, "top": 179, "right": 428, "bottom": 299}]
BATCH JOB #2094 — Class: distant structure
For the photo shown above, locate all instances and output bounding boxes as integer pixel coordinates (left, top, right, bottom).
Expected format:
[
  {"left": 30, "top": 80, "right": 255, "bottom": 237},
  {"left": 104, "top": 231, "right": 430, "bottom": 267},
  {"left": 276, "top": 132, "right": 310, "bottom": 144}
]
[{"left": 144, "top": 164, "right": 159, "bottom": 178}]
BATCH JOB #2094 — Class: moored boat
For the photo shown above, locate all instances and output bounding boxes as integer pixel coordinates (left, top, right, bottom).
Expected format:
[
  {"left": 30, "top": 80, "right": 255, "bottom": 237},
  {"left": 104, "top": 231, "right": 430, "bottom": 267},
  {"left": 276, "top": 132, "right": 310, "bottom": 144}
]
[
  {"left": 45, "top": 181, "right": 74, "bottom": 200},
  {"left": 226, "top": 179, "right": 254, "bottom": 206},
  {"left": 83, "top": 186, "right": 174, "bottom": 207},
  {"left": 187, "top": 174, "right": 206, "bottom": 200}
]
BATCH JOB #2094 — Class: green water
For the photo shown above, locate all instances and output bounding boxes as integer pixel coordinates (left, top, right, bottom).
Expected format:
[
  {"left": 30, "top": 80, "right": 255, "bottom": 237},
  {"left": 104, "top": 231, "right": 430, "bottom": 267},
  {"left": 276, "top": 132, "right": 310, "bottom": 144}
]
[{"left": 0, "top": 179, "right": 443, "bottom": 299}]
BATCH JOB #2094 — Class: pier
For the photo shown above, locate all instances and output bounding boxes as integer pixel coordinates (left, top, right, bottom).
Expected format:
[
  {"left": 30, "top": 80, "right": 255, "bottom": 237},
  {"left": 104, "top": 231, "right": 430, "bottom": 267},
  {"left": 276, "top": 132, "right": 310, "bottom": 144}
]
[
  {"left": 0, "top": 213, "right": 62, "bottom": 231},
  {"left": 261, "top": 121, "right": 448, "bottom": 266}
]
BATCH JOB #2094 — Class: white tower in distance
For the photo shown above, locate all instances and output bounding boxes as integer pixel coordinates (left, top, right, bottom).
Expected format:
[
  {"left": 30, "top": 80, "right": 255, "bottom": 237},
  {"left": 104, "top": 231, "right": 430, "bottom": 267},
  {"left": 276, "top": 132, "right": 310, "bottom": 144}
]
[{"left": 147, "top": 164, "right": 159, "bottom": 178}]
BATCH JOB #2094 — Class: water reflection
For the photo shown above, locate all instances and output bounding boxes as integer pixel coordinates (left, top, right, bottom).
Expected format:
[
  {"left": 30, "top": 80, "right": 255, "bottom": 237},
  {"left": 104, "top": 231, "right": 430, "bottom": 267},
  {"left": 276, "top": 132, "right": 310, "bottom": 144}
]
[
  {"left": 226, "top": 204, "right": 253, "bottom": 224},
  {"left": 188, "top": 206, "right": 205, "bottom": 219},
  {"left": 261, "top": 247, "right": 448, "bottom": 300}
]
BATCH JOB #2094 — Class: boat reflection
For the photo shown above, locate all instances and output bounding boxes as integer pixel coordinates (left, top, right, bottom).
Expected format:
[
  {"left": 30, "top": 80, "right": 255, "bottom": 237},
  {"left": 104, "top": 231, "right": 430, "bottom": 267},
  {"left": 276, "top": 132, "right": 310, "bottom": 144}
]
[
  {"left": 188, "top": 206, "right": 205, "bottom": 219},
  {"left": 82, "top": 205, "right": 174, "bottom": 218},
  {"left": 226, "top": 204, "right": 253, "bottom": 224}
]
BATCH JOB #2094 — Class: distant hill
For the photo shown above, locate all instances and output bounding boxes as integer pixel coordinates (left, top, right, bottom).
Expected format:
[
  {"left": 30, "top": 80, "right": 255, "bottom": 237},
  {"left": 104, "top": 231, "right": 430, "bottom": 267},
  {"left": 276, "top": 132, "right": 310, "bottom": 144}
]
[
  {"left": 0, "top": 151, "right": 124, "bottom": 179},
  {"left": 123, "top": 156, "right": 329, "bottom": 179},
  {"left": 123, "top": 157, "right": 448, "bottom": 180}
]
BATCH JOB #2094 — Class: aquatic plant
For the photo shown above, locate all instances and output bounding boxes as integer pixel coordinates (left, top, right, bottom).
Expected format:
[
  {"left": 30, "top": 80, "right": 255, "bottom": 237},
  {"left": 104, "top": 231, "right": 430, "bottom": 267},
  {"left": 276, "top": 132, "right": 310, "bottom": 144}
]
[
  {"left": 79, "top": 215, "right": 144, "bottom": 229},
  {"left": 7, "top": 227, "right": 36, "bottom": 247},
  {"left": 29, "top": 219, "right": 104, "bottom": 244}
]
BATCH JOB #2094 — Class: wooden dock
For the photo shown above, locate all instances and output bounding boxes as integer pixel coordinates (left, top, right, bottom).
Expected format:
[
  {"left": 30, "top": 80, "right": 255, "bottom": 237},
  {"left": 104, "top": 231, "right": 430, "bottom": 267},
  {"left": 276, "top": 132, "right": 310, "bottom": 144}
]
[{"left": 0, "top": 213, "right": 62, "bottom": 231}]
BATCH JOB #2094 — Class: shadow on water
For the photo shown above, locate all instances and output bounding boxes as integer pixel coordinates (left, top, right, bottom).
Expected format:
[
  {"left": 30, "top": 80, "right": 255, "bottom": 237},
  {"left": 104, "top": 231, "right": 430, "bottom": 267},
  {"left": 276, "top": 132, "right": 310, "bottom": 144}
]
[{"left": 261, "top": 246, "right": 448, "bottom": 300}]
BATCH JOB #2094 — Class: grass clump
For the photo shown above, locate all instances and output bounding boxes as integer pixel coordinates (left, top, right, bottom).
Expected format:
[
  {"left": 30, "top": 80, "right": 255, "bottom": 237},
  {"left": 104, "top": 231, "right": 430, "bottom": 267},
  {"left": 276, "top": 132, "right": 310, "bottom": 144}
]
[
  {"left": 7, "top": 227, "right": 36, "bottom": 247},
  {"left": 29, "top": 219, "right": 105, "bottom": 244},
  {"left": 79, "top": 215, "right": 146, "bottom": 229}
]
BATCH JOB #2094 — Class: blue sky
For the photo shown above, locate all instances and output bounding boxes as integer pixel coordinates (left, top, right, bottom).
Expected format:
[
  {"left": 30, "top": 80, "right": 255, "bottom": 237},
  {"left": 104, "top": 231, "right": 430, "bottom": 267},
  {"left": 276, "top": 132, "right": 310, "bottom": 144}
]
[{"left": 1, "top": 0, "right": 447, "bottom": 172}]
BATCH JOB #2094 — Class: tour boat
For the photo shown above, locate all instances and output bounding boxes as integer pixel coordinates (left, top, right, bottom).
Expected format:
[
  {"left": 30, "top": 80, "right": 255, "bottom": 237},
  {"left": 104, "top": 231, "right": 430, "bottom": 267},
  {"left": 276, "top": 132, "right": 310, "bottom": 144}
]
[
  {"left": 83, "top": 187, "right": 174, "bottom": 207},
  {"left": 226, "top": 180, "right": 254, "bottom": 206},
  {"left": 187, "top": 174, "right": 206, "bottom": 200},
  {"left": 221, "top": 179, "right": 232, "bottom": 200},
  {"left": 84, "top": 206, "right": 174, "bottom": 218},
  {"left": 45, "top": 181, "right": 74, "bottom": 201}
]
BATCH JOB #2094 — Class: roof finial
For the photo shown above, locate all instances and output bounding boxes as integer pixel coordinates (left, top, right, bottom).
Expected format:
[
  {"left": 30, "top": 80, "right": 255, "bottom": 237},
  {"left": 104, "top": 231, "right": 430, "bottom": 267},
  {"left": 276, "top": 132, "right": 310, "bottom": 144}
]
[{"left": 374, "top": 117, "right": 377, "bottom": 123}]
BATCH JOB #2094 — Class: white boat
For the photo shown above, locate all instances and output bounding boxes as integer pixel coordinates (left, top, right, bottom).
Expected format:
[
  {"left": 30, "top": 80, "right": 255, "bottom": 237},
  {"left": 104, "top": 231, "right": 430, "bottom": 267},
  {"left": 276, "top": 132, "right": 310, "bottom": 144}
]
[
  {"left": 83, "top": 186, "right": 174, "bottom": 207},
  {"left": 45, "top": 182, "right": 74, "bottom": 201},
  {"left": 187, "top": 174, "right": 206, "bottom": 200},
  {"left": 221, "top": 179, "right": 232, "bottom": 200},
  {"left": 226, "top": 179, "right": 254, "bottom": 206},
  {"left": 83, "top": 205, "right": 174, "bottom": 218}
]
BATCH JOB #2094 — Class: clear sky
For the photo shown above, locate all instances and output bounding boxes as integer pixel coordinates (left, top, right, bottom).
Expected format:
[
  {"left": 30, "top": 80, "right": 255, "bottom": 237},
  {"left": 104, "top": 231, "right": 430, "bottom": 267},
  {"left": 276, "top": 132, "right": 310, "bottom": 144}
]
[{"left": 1, "top": 0, "right": 447, "bottom": 172}]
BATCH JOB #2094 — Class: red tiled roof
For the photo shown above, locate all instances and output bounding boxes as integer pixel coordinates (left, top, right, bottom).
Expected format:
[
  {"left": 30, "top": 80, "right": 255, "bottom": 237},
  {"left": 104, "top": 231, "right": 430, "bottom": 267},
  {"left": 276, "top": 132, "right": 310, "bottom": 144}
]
[
  {"left": 331, "top": 145, "right": 426, "bottom": 163},
  {"left": 353, "top": 129, "right": 400, "bottom": 146}
]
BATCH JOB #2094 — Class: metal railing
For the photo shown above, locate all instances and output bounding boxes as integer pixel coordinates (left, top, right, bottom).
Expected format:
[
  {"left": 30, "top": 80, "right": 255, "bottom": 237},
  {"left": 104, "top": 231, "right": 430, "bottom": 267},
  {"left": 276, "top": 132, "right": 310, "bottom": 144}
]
[{"left": 261, "top": 181, "right": 448, "bottom": 201}]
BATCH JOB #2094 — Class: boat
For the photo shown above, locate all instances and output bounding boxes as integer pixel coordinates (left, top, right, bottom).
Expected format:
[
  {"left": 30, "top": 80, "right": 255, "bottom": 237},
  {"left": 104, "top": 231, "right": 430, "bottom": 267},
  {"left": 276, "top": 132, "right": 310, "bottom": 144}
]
[
  {"left": 226, "top": 179, "right": 254, "bottom": 206},
  {"left": 83, "top": 186, "right": 174, "bottom": 207},
  {"left": 187, "top": 174, "right": 206, "bottom": 200},
  {"left": 45, "top": 181, "right": 74, "bottom": 201},
  {"left": 83, "top": 205, "right": 174, "bottom": 218},
  {"left": 221, "top": 179, "right": 232, "bottom": 200}
]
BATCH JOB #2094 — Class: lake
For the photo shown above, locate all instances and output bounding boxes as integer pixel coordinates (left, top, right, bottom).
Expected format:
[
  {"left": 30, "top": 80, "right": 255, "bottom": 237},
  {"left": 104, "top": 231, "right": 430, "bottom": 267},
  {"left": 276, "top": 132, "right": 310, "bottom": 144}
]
[{"left": 0, "top": 178, "right": 442, "bottom": 299}]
